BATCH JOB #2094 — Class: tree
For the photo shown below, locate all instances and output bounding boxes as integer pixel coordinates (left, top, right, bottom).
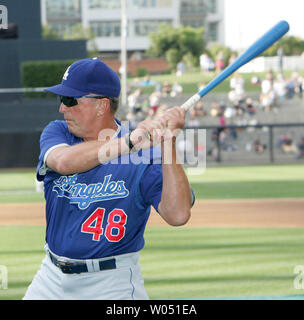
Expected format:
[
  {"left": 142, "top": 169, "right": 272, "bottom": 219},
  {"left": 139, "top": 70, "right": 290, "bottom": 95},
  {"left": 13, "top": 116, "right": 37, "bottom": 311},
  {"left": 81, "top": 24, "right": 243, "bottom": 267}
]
[
  {"left": 42, "top": 24, "right": 60, "bottom": 40},
  {"left": 263, "top": 35, "right": 304, "bottom": 56},
  {"left": 207, "top": 43, "right": 237, "bottom": 67},
  {"left": 42, "top": 23, "right": 99, "bottom": 57},
  {"left": 63, "top": 23, "right": 93, "bottom": 41},
  {"left": 62, "top": 23, "right": 99, "bottom": 58},
  {"left": 147, "top": 24, "right": 205, "bottom": 71}
]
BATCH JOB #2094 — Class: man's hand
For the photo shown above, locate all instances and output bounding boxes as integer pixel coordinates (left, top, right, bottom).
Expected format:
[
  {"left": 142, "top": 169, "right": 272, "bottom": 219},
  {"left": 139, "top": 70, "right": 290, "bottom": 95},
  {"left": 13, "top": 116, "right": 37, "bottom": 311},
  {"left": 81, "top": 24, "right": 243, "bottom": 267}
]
[
  {"left": 130, "top": 106, "right": 186, "bottom": 149},
  {"left": 158, "top": 106, "right": 186, "bottom": 134}
]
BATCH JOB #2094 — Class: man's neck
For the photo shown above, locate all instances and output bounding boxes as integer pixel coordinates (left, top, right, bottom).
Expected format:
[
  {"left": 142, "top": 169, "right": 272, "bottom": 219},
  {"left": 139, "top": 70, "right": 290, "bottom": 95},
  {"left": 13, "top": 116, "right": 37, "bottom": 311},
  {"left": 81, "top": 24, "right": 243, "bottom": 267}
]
[{"left": 83, "top": 118, "right": 119, "bottom": 142}]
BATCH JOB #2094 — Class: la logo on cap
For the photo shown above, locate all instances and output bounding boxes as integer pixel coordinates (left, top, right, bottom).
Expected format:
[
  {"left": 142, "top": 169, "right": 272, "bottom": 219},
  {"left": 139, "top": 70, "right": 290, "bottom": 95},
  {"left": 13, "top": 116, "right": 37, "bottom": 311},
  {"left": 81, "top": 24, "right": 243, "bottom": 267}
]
[{"left": 63, "top": 66, "right": 71, "bottom": 81}]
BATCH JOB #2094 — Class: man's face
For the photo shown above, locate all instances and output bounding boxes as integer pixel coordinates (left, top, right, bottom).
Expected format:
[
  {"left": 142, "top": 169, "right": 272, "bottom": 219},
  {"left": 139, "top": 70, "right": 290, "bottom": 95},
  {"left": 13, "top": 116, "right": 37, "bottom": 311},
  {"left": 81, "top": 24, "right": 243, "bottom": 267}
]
[{"left": 59, "top": 96, "right": 99, "bottom": 138}]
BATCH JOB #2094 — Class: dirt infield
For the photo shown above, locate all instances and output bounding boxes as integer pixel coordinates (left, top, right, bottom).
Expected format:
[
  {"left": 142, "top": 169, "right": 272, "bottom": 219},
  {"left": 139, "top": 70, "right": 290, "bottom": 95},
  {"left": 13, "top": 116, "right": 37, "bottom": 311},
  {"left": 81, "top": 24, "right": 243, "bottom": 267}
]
[{"left": 1, "top": 198, "right": 304, "bottom": 227}]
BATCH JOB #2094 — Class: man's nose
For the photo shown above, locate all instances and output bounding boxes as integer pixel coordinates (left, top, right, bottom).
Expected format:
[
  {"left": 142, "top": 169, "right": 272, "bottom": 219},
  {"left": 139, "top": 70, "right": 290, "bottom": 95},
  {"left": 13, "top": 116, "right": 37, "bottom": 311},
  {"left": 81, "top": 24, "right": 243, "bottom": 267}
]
[{"left": 59, "top": 103, "right": 68, "bottom": 113}]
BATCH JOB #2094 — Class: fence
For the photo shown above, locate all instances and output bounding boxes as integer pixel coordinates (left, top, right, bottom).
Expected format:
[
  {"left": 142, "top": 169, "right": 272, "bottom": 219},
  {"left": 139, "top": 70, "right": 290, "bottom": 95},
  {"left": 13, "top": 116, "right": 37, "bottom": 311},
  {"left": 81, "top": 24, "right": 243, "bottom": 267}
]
[
  {"left": 239, "top": 55, "right": 304, "bottom": 73},
  {"left": 181, "top": 123, "right": 304, "bottom": 167}
]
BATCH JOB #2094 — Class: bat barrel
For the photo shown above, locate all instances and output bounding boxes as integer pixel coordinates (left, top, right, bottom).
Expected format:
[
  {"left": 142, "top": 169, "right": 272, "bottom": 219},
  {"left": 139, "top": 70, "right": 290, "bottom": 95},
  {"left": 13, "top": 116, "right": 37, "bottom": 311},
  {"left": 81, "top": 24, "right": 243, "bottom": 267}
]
[
  {"left": 198, "top": 21, "right": 289, "bottom": 99},
  {"left": 181, "top": 20, "right": 290, "bottom": 111}
]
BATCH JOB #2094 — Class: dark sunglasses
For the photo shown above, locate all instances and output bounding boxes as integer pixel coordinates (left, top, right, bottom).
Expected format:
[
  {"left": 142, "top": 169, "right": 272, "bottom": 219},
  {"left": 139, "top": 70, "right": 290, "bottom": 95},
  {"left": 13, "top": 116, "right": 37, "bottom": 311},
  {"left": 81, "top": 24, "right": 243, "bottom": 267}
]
[{"left": 59, "top": 95, "right": 113, "bottom": 107}]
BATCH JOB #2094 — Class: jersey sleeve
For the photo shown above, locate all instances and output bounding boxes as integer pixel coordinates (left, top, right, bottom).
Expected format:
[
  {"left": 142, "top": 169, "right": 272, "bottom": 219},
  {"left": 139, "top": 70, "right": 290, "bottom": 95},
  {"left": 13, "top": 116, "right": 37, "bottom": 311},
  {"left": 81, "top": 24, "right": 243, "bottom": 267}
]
[
  {"left": 36, "top": 121, "right": 69, "bottom": 181},
  {"left": 139, "top": 163, "right": 163, "bottom": 212},
  {"left": 139, "top": 164, "right": 196, "bottom": 213}
]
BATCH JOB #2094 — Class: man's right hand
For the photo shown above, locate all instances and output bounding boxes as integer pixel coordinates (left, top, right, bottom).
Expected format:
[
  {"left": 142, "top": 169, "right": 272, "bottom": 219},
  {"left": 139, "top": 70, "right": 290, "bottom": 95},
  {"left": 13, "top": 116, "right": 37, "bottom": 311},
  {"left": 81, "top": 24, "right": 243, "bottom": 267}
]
[
  {"left": 130, "top": 118, "right": 165, "bottom": 150},
  {"left": 130, "top": 107, "right": 186, "bottom": 150}
]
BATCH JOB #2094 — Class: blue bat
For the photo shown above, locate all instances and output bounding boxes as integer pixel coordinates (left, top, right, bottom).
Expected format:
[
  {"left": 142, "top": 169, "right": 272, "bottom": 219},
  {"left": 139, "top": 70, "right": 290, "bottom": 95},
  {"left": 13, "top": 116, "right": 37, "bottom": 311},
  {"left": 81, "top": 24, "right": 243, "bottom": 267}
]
[{"left": 181, "top": 20, "right": 290, "bottom": 110}]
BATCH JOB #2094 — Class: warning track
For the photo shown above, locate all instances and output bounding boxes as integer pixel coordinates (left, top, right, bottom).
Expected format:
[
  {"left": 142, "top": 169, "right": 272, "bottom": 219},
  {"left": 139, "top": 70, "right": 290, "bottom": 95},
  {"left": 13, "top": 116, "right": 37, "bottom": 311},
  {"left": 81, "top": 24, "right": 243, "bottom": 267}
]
[{"left": 1, "top": 198, "right": 304, "bottom": 227}]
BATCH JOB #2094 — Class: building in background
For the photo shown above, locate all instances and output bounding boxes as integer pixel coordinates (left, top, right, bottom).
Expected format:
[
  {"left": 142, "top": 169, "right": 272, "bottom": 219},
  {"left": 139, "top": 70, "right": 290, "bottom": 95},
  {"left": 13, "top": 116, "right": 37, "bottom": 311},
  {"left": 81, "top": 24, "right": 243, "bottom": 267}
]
[
  {"left": 205, "top": 0, "right": 225, "bottom": 44},
  {"left": 83, "top": 0, "right": 180, "bottom": 55},
  {"left": 41, "top": 0, "right": 82, "bottom": 38},
  {"left": 179, "top": 0, "right": 224, "bottom": 44},
  {"left": 41, "top": 0, "right": 225, "bottom": 55}
]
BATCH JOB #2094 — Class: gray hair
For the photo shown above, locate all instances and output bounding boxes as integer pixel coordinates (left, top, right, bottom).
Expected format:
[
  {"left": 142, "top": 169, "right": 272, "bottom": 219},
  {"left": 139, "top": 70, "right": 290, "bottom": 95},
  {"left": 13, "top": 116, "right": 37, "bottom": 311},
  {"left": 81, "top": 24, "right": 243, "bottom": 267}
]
[{"left": 109, "top": 97, "right": 119, "bottom": 114}]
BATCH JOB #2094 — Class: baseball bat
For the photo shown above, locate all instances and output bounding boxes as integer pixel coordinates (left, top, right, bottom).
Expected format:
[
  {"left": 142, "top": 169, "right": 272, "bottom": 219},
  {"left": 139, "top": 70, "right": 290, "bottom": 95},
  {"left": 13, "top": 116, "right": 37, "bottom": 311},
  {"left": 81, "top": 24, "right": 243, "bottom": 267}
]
[{"left": 181, "top": 20, "right": 290, "bottom": 111}]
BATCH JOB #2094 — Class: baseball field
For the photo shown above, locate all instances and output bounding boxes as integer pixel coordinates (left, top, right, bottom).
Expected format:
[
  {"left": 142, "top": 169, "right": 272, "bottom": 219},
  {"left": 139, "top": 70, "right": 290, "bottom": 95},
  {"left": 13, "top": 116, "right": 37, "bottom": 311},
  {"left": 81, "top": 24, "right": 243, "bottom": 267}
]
[{"left": 0, "top": 164, "right": 304, "bottom": 300}]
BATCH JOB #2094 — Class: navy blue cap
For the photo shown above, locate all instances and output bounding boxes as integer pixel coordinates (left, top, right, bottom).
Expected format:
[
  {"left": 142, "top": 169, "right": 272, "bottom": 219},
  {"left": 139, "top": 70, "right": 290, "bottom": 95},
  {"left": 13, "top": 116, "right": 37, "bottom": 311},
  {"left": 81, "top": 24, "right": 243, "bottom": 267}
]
[{"left": 45, "top": 58, "right": 121, "bottom": 98}]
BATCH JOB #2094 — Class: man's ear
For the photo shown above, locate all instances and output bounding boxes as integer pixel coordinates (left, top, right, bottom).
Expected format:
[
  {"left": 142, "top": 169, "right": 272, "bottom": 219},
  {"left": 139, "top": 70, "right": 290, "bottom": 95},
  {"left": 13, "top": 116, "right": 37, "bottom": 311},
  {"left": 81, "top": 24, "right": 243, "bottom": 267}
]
[{"left": 96, "top": 98, "right": 110, "bottom": 116}]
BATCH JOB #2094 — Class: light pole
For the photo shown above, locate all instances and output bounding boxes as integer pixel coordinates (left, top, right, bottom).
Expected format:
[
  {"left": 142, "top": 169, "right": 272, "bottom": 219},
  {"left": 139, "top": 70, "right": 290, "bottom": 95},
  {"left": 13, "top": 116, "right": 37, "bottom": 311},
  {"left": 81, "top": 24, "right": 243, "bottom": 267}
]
[{"left": 120, "top": 0, "right": 127, "bottom": 111}]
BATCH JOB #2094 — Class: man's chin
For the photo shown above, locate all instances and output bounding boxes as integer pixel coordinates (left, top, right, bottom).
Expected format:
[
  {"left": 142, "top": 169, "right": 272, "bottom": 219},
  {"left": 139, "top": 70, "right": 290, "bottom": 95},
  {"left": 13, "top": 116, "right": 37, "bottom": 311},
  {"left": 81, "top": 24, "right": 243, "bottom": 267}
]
[
  {"left": 65, "top": 121, "right": 82, "bottom": 138},
  {"left": 66, "top": 120, "right": 75, "bottom": 132}
]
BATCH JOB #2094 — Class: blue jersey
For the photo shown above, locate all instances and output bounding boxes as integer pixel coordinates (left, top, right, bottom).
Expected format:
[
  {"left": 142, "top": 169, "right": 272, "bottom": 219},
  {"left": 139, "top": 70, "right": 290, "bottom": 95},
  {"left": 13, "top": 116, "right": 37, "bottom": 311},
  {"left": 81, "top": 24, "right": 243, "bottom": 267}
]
[{"left": 36, "top": 120, "right": 164, "bottom": 259}]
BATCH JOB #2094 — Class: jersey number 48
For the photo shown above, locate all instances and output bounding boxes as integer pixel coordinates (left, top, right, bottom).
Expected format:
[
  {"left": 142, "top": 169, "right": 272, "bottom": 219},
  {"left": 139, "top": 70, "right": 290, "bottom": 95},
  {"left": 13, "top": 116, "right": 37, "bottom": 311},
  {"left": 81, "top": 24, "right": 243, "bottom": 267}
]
[{"left": 81, "top": 208, "right": 127, "bottom": 242}]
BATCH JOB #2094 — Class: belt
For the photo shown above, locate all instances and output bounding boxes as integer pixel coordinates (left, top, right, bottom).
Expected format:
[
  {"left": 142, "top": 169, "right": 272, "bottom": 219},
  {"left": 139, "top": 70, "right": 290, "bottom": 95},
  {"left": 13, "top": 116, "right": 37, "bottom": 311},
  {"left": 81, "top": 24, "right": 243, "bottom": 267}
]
[{"left": 48, "top": 251, "right": 116, "bottom": 274}]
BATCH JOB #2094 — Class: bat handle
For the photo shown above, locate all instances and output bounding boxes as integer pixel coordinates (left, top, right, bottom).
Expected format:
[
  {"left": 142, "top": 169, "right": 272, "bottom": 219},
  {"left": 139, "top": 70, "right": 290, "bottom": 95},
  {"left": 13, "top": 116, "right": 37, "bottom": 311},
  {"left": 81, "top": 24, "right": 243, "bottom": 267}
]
[{"left": 180, "top": 93, "right": 201, "bottom": 111}]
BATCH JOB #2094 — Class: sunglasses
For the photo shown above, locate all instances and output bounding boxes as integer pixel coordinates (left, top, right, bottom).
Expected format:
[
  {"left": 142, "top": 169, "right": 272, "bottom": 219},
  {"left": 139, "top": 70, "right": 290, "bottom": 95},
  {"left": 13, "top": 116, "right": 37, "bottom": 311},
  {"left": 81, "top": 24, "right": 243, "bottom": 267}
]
[{"left": 59, "top": 95, "right": 113, "bottom": 107}]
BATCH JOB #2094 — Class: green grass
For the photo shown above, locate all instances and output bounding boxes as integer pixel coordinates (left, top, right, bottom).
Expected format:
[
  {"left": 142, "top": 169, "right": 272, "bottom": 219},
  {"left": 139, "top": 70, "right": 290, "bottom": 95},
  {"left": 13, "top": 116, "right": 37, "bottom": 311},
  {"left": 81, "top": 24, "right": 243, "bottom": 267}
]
[
  {"left": 0, "top": 171, "right": 37, "bottom": 191},
  {"left": 0, "top": 170, "right": 43, "bottom": 203},
  {"left": 129, "top": 70, "right": 304, "bottom": 95},
  {"left": 0, "top": 193, "right": 44, "bottom": 203},
  {"left": 141, "top": 227, "right": 304, "bottom": 299},
  {"left": 0, "top": 226, "right": 303, "bottom": 300},
  {"left": 0, "top": 226, "right": 45, "bottom": 300},
  {"left": 129, "top": 71, "right": 238, "bottom": 95},
  {"left": 187, "top": 164, "right": 304, "bottom": 183},
  {"left": 1, "top": 164, "right": 303, "bottom": 203},
  {"left": 191, "top": 180, "right": 304, "bottom": 199},
  {"left": 187, "top": 164, "right": 304, "bottom": 199}
]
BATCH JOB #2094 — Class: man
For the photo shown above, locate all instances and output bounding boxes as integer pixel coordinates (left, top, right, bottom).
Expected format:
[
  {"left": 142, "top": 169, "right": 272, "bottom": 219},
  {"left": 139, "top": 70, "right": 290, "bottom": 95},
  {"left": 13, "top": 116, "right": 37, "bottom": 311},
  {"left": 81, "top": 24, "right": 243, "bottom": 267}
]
[{"left": 23, "top": 58, "right": 194, "bottom": 300}]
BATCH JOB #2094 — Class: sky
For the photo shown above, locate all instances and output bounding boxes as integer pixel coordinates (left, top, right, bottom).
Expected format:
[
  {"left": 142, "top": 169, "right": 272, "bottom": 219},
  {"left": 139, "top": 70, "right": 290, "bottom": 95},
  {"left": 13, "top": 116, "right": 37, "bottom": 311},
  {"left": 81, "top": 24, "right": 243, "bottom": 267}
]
[{"left": 224, "top": 0, "right": 304, "bottom": 50}]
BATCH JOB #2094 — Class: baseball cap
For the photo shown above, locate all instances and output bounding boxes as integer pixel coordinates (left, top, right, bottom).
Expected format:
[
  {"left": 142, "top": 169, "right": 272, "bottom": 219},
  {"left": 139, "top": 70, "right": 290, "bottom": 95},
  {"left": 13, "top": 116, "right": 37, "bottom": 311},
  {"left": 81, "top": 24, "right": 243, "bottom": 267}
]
[{"left": 44, "top": 58, "right": 121, "bottom": 98}]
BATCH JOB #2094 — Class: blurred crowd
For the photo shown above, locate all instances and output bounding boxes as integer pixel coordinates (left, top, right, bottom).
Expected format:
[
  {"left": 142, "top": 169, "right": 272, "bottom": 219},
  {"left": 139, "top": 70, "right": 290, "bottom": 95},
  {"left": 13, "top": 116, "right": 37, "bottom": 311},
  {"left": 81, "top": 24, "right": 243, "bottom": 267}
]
[
  {"left": 125, "top": 68, "right": 304, "bottom": 161},
  {"left": 187, "top": 70, "right": 304, "bottom": 127},
  {"left": 190, "top": 70, "right": 304, "bottom": 161},
  {"left": 126, "top": 78, "right": 184, "bottom": 127}
]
